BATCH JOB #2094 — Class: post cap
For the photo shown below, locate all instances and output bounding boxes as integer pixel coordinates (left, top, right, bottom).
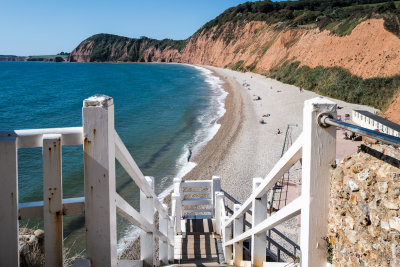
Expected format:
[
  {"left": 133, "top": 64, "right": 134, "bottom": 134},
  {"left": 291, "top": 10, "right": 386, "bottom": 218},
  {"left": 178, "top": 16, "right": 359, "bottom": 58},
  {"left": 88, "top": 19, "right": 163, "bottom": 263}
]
[{"left": 83, "top": 94, "right": 113, "bottom": 108}]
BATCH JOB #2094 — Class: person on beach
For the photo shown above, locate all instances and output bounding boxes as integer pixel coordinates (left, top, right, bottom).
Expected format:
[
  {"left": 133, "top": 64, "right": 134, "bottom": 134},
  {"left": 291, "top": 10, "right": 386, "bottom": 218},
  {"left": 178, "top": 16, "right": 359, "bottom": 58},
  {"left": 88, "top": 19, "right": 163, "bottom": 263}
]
[
  {"left": 187, "top": 149, "right": 192, "bottom": 162},
  {"left": 276, "top": 129, "right": 281, "bottom": 134},
  {"left": 299, "top": 87, "right": 303, "bottom": 93}
]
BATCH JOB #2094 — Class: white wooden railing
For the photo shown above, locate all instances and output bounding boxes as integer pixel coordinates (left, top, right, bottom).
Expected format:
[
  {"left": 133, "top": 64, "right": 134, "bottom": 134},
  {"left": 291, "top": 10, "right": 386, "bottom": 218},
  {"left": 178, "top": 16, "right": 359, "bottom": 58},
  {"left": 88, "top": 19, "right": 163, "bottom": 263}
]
[
  {"left": 0, "top": 95, "right": 175, "bottom": 267},
  {"left": 213, "top": 97, "right": 337, "bottom": 267}
]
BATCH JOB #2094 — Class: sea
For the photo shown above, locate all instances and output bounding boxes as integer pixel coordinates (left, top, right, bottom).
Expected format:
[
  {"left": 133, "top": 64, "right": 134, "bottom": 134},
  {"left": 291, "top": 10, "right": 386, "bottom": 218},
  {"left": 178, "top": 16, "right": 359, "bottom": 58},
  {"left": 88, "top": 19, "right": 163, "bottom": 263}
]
[{"left": 0, "top": 61, "right": 227, "bottom": 254}]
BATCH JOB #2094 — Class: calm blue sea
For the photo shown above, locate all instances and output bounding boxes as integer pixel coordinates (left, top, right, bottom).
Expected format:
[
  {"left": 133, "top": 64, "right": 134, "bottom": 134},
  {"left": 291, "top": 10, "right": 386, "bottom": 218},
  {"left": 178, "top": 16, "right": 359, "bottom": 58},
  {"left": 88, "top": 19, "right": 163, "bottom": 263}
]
[{"left": 0, "top": 62, "right": 226, "bottom": 253}]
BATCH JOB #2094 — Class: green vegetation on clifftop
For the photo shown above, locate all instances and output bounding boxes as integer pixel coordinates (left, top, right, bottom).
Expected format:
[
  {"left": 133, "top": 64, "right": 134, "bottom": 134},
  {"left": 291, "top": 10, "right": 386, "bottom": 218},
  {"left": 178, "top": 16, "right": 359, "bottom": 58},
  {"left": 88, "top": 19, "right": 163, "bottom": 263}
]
[
  {"left": 197, "top": 0, "right": 400, "bottom": 38},
  {"left": 72, "top": 34, "right": 187, "bottom": 62},
  {"left": 267, "top": 62, "right": 400, "bottom": 110}
]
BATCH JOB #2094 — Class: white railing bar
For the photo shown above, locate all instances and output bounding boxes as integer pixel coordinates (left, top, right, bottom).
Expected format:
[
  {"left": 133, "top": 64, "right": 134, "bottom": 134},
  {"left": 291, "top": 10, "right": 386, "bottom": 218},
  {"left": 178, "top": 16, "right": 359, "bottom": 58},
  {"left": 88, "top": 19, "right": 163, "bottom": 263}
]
[
  {"left": 114, "top": 131, "right": 172, "bottom": 223},
  {"left": 18, "top": 197, "right": 85, "bottom": 220},
  {"left": 114, "top": 131, "right": 154, "bottom": 197},
  {"left": 224, "top": 134, "right": 303, "bottom": 227},
  {"left": 181, "top": 180, "right": 212, "bottom": 188},
  {"left": 255, "top": 133, "right": 303, "bottom": 199},
  {"left": 0, "top": 127, "right": 83, "bottom": 148},
  {"left": 224, "top": 197, "right": 302, "bottom": 247},
  {"left": 115, "top": 194, "right": 169, "bottom": 243}
]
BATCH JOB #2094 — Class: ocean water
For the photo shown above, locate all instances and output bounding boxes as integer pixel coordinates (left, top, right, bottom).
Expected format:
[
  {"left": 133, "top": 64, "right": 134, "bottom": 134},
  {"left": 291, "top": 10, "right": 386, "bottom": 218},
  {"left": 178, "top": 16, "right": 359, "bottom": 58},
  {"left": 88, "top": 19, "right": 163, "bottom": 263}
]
[{"left": 0, "top": 62, "right": 226, "bottom": 253}]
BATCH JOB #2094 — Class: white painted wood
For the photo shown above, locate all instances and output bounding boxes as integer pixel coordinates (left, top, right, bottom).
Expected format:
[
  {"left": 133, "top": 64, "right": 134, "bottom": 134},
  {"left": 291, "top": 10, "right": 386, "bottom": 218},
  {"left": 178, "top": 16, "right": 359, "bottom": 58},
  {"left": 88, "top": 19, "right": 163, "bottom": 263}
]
[
  {"left": 0, "top": 137, "right": 19, "bottom": 266},
  {"left": 43, "top": 134, "right": 63, "bottom": 267},
  {"left": 115, "top": 193, "right": 153, "bottom": 233},
  {"left": 224, "top": 135, "right": 303, "bottom": 228},
  {"left": 233, "top": 204, "right": 243, "bottom": 266},
  {"left": 140, "top": 176, "right": 155, "bottom": 267},
  {"left": 224, "top": 197, "right": 302, "bottom": 247},
  {"left": 114, "top": 132, "right": 153, "bottom": 197},
  {"left": 159, "top": 204, "right": 168, "bottom": 266},
  {"left": 215, "top": 192, "right": 225, "bottom": 235},
  {"left": 223, "top": 217, "right": 233, "bottom": 264},
  {"left": 251, "top": 178, "right": 267, "bottom": 267},
  {"left": 172, "top": 193, "right": 182, "bottom": 233},
  {"left": 117, "top": 260, "right": 143, "bottom": 267},
  {"left": 182, "top": 198, "right": 211, "bottom": 206},
  {"left": 168, "top": 216, "right": 174, "bottom": 263},
  {"left": 19, "top": 197, "right": 85, "bottom": 219},
  {"left": 181, "top": 180, "right": 212, "bottom": 188},
  {"left": 0, "top": 127, "right": 82, "bottom": 148},
  {"left": 173, "top": 178, "right": 182, "bottom": 195},
  {"left": 83, "top": 95, "right": 117, "bottom": 267},
  {"left": 211, "top": 176, "right": 221, "bottom": 217},
  {"left": 115, "top": 131, "right": 170, "bottom": 221},
  {"left": 301, "top": 98, "right": 336, "bottom": 267}
]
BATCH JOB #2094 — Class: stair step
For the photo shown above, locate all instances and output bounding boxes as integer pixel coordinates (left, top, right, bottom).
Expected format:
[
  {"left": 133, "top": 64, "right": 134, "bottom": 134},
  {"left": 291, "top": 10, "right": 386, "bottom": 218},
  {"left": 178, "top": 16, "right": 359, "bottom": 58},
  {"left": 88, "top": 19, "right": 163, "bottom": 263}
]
[
  {"left": 183, "top": 190, "right": 211, "bottom": 196},
  {"left": 182, "top": 198, "right": 211, "bottom": 206}
]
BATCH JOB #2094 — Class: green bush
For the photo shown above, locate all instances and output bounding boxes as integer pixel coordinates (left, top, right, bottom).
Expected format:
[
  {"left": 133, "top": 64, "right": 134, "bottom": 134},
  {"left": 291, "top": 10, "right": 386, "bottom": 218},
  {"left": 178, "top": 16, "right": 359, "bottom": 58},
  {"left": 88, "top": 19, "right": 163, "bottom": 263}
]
[
  {"left": 232, "top": 60, "right": 245, "bottom": 71},
  {"left": 267, "top": 61, "right": 400, "bottom": 110}
]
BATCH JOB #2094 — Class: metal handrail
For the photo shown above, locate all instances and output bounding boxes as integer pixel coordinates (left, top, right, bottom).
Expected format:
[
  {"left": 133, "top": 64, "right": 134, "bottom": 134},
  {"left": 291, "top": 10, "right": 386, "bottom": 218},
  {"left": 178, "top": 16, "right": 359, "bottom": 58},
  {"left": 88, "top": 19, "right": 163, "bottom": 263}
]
[{"left": 320, "top": 116, "right": 400, "bottom": 147}]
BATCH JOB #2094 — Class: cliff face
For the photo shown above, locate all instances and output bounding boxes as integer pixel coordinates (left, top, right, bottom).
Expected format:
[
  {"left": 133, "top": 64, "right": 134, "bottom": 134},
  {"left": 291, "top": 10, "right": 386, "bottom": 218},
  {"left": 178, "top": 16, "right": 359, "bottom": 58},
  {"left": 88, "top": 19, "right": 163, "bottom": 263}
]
[
  {"left": 70, "top": 19, "right": 400, "bottom": 79},
  {"left": 69, "top": 18, "right": 400, "bottom": 121},
  {"left": 181, "top": 19, "right": 400, "bottom": 79}
]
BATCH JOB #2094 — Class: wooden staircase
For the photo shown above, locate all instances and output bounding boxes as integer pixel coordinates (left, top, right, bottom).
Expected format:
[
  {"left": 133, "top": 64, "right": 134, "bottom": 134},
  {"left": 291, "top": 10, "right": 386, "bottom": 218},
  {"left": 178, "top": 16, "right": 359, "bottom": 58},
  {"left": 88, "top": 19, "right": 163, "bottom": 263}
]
[{"left": 174, "top": 218, "right": 226, "bottom": 266}]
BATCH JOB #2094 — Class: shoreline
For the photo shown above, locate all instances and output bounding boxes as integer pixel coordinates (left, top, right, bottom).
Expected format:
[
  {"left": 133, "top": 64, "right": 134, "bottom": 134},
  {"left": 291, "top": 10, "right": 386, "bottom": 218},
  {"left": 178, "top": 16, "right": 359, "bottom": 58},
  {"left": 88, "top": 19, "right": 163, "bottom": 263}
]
[
  {"left": 119, "top": 64, "right": 379, "bottom": 259},
  {"left": 180, "top": 66, "right": 243, "bottom": 182}
]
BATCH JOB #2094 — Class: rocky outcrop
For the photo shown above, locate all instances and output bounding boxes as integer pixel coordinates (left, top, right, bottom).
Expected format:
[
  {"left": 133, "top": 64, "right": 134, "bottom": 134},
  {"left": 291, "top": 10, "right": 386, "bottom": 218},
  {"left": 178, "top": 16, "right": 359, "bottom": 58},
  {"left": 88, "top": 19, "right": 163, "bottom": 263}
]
[{"left": 329, "top": 143, "right": 400, "bottom": 266}]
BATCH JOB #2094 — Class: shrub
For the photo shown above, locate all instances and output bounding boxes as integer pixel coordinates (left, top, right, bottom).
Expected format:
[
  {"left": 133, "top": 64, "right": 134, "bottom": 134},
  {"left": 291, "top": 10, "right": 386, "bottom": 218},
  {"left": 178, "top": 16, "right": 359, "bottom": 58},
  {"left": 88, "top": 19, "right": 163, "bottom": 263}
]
[{"left": 267, "top": 61, "right": 400, "bottom": 110}]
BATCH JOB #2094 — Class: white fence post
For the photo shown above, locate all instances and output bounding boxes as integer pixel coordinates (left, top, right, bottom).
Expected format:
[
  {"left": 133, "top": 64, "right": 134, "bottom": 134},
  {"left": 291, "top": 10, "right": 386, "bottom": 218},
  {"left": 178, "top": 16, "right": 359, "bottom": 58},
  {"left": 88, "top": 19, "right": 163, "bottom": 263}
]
[
  {"left": 251, "top": 177, "right": 267, "bottom": 267},
  {"left": 301, "top": 97, "right": 336, "bottom": 266},
  {"left": 83, "top": 95, "right": 117, "bottom": 267},
  {"left": 168, "top": 216, "right": 175, "bottom": 264},
  {"left": 224, "top": 217, "right": 233, "bottom": 264},
  {"left": 43, "top": 134, "right": 63, "bottom": 267},
  {"left": 172, "top": 193, "right": 182, "bottom": 234},
  {"left": 140, "top": 176, "right": 155, "bottom": 267},
  {"left": 0, "top": 137, "right": 19, "bottom": 266},
  {"left": 215, "top": 192, "right": 224, "bottom": 235},
  {"left": 233, "top": 204, "right": 243, "bottom": 266},
  {"left": 212, "top": 176, "right": 221, "bottom": 217},
  {"left": 159, "top": 204, "right": 169, "bottom": 266}
]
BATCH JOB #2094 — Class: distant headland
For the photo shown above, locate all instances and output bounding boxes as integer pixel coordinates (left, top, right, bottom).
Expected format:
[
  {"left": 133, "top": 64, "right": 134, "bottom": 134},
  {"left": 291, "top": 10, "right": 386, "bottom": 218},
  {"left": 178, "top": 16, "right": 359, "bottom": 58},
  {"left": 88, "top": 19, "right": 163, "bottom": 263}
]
[{"left": 0, "top": 52, "right": 70, "bottom": 62}]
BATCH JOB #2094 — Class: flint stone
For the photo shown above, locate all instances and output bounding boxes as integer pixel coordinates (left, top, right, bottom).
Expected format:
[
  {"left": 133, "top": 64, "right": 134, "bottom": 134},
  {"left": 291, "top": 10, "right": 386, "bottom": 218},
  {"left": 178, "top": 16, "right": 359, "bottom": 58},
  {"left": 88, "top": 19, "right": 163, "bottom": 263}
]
[
  {"left": 358, "top": 169, "right": 370, "bottom": 181},
  {"left": 381, "top": 220, "right": 390, "bottom": 230},
  {"left": 348, "top": 179, "right": 359, "bottom": 192},
  {"left": 389, "top": 217, "right": 400, "bottom": 232},
  {"left": 378, "top": 182, "right": 388, "bottom": 194}
]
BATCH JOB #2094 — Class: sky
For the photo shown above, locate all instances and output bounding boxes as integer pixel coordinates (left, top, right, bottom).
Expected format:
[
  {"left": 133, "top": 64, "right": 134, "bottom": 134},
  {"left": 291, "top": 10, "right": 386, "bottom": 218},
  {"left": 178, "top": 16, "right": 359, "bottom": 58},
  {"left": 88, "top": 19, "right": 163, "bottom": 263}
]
[{"left": 1, "top": 0, "right": 263, "bottom": 56}]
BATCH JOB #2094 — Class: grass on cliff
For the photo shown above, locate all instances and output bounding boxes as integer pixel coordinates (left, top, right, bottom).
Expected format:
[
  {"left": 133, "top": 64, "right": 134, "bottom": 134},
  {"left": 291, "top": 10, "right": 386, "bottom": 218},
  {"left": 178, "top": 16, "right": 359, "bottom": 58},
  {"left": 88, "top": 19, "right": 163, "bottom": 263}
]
[
  {"left": 196, "top": 0, "right": 400, "bottom": 41},
  {"left": 266, "top": 61, "right": 400, "bottom": 111},
  {"left": 87, "top": 34, "right": 187, "bottom": 62}
]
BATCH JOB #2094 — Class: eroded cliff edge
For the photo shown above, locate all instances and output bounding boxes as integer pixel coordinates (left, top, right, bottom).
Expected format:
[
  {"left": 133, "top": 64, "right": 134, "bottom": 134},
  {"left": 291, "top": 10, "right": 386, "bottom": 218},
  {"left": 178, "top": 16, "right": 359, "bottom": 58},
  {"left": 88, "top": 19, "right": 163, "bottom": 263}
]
[{"left": 69, "top": 1, "right": 400, "bottom": 122}]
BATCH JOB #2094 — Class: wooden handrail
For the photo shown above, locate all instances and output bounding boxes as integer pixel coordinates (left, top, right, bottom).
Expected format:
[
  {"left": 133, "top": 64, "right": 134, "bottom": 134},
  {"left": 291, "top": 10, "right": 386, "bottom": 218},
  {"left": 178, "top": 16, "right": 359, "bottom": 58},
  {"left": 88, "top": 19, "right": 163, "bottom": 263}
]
[
  {"left": 0, "top": 127, "right": 83, "bottom": 148},
  {"left": 224, "top": 135, "right": 303, "bottom": 228},
  {"left": 224, "top": 197, "right": 302, "bottom": 247}
]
